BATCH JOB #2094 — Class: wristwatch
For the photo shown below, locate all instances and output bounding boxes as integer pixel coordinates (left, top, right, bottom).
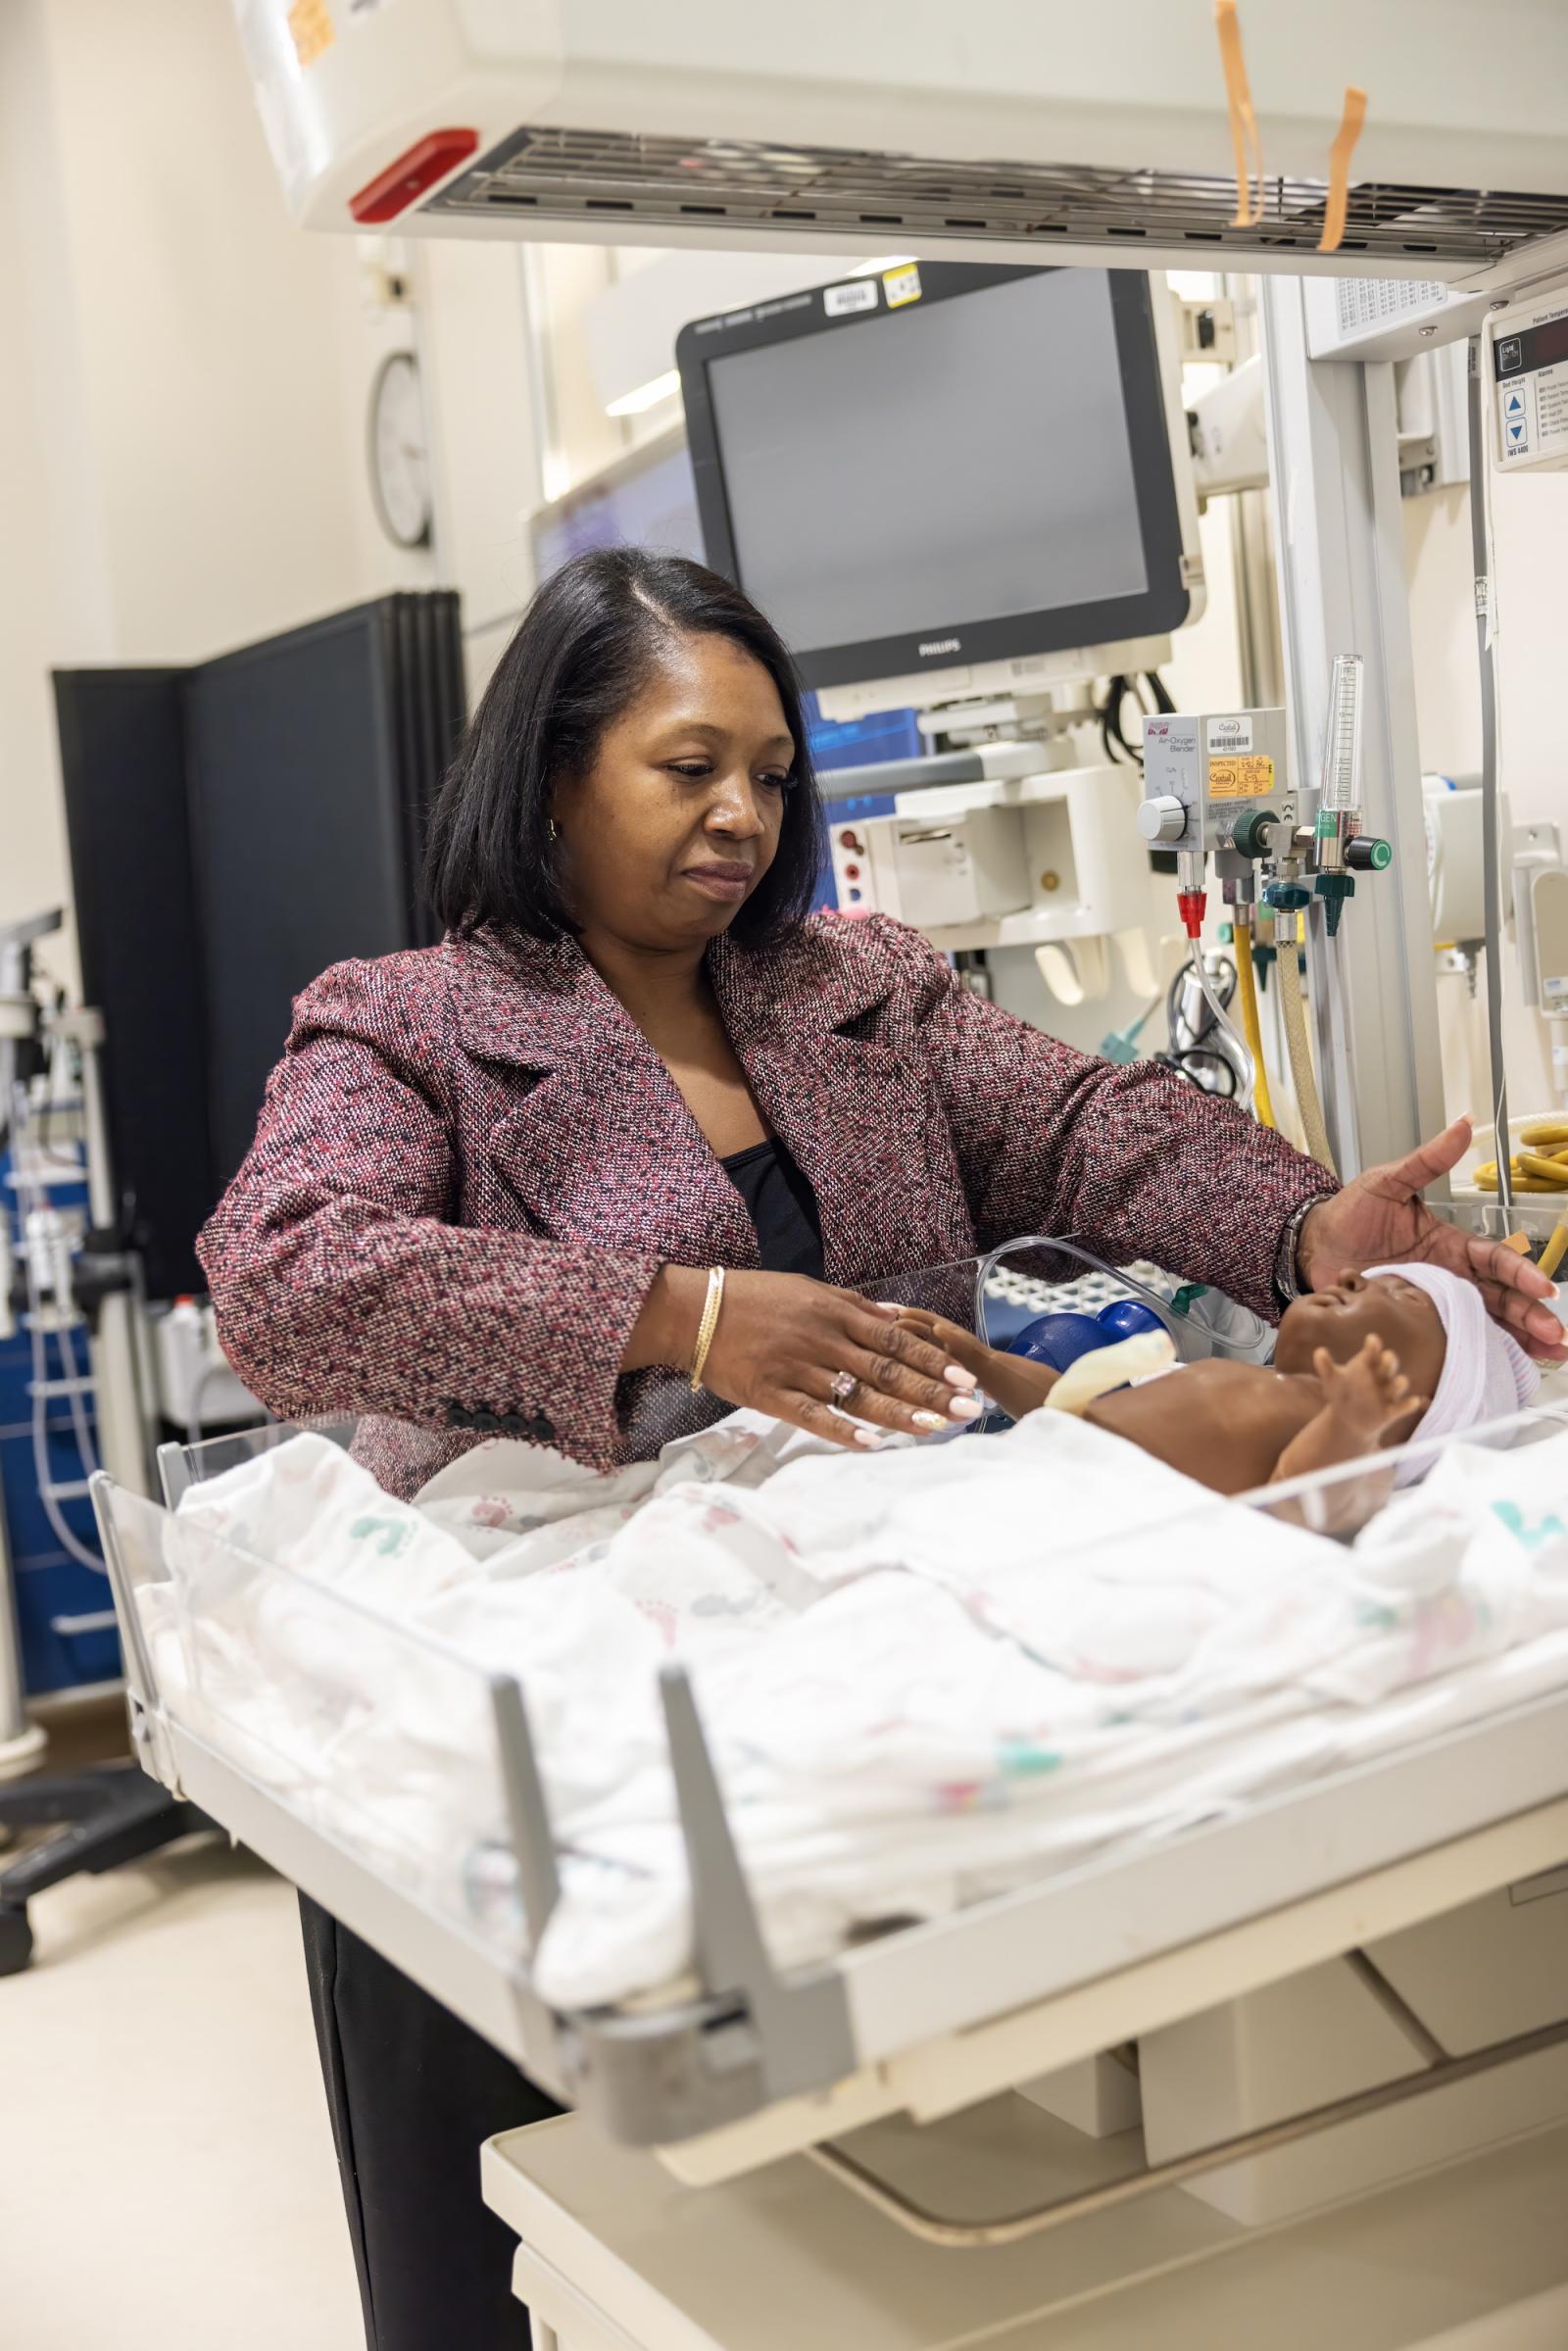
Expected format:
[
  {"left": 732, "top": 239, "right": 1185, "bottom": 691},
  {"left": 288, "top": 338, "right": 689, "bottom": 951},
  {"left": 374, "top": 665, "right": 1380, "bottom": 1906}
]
[{"left": 1273, "top": 1197, "right": 1319, "bottom": 1308}]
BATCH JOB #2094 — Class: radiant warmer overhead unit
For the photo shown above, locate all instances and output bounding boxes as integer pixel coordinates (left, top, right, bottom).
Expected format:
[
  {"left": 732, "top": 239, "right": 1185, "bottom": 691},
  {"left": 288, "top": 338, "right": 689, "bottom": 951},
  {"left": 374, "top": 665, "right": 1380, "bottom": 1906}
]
[{"left": 236, "top": 0, "right": 1568, "bottom": 294}]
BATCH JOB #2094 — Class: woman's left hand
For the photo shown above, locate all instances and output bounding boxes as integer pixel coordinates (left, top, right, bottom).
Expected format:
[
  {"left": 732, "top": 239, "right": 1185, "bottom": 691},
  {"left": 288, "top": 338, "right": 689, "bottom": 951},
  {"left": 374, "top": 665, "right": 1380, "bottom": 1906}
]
[{"left": 1298, "top": 1116, "right": 1568, "bottom": 1362}]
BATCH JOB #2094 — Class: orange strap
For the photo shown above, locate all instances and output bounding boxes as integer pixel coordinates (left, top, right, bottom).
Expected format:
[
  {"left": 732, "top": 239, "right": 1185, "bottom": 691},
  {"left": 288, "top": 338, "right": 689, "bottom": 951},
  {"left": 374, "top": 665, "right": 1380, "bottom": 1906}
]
[
  {"left": 1318, "top": 83, "right": 1368, "bottom": 253},
  {"left": 1214, "top": 0, "right": 1263, "bottom": 228}
]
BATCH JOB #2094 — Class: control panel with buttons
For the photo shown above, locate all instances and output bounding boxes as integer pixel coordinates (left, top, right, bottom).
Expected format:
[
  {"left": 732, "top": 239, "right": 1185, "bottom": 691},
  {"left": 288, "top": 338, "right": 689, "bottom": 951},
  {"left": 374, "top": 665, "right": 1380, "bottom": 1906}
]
[
  {"left": 1490, "top": 286, "right": 1568, "bottom": 474},
  {"left": 829, "top": 822, "right": 879, "bottom": 913}
]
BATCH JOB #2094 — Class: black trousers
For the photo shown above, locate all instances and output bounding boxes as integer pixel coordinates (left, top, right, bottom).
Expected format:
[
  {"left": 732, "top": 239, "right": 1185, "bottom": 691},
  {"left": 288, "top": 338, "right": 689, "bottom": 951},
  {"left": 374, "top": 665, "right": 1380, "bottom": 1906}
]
[{"left": 300, "top": 1893, "right": 563, "bottom": 2350}]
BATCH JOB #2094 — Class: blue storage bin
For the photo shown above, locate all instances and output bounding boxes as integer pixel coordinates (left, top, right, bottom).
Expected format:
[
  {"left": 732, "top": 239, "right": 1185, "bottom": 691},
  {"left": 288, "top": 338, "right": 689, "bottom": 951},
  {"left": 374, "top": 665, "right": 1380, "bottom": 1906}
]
[
  {"left": 805, "top": 693, "right": 924, "bottom": 773},
  {"left": 11, "top": 1548, "right": 122, "bottom": 1695},
  {"left": 1, "top": 1145, "right": 118, "bottom": 1694},
  {"left": 806, "top": 694, "right": 920, "bottom": 911}
]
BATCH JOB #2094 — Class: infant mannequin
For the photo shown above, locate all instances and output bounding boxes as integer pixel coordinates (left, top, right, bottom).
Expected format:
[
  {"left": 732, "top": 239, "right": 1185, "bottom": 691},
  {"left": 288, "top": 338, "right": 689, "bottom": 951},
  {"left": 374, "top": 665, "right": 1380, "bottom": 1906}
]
[{"left": 901, "top": 1267, "right": 1537, "bottom": 1497}]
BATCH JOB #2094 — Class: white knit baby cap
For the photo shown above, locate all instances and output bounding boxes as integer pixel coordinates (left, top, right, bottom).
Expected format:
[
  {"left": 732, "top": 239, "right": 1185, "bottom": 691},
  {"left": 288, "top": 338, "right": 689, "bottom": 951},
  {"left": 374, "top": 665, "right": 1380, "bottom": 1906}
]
[{"left": 1366, "top": 1263, "right": 1541, "bottom": 1486}]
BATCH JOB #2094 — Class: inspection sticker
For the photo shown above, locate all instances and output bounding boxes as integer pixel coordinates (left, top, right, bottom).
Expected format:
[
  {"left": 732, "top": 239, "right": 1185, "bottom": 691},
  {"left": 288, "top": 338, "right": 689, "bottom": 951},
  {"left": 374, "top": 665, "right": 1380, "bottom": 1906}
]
[
  {"left": 824, "top": 279, "right": 879, "bottom": 318},
  {"left": 1206, "top": 715, "right": 1254, "bottom": 754},
  {"left": 883, "top": 264, "right": 923, "bottom": 309},
  {"left": 1207, "top": 755, "right": 1274, "bottom": 800},
  {"left": 287, "top": 0, "right": 335, "bottom": 67}
]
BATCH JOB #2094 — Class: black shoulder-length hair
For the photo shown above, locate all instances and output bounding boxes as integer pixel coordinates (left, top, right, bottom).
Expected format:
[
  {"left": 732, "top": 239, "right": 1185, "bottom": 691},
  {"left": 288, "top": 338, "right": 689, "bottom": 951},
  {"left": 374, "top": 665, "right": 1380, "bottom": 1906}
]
[{"left": 423, "top": 547, "right": 824, "bottom": 949}]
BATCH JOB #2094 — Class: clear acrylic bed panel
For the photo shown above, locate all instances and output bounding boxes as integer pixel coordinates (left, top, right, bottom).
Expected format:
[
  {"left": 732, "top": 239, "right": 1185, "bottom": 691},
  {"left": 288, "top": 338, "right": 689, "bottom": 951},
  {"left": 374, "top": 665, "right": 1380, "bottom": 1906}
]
[
  {"left": 156, "top": 1415, "right": 358, "bottom": 1508},
  {"left": 1244, "top": 1386, "right": 1568, "bottom": 1537},
  {"left": 95, "top": 1470, "right": 539, "bottom": 1963},
  {"left": 860, "top": 1239, "right": 1272, "bottom": 1362}
]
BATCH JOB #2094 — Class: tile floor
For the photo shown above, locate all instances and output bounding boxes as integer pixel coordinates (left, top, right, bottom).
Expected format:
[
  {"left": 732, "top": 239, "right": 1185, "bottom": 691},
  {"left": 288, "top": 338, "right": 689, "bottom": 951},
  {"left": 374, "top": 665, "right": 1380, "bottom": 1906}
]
[{"left": 2, "top": 1703, "right": 363, "bottom": 2349}]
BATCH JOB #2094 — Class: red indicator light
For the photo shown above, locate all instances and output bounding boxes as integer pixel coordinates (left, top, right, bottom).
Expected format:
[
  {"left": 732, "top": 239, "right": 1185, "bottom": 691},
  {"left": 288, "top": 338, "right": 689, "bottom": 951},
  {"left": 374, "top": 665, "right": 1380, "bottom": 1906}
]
[{"left": 350, "top": 129, "right": 480, "bottom": 225}]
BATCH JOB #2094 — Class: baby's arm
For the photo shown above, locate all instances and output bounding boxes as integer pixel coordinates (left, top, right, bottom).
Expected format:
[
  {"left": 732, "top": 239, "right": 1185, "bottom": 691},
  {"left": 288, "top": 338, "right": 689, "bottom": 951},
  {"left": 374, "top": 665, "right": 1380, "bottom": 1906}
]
[
  {"left": 895, "top": 1309, "right": 1060, "bottom": 1421},
  {"left": 1269, "top": 1336, "right": 1429, "bottom": 1486}
]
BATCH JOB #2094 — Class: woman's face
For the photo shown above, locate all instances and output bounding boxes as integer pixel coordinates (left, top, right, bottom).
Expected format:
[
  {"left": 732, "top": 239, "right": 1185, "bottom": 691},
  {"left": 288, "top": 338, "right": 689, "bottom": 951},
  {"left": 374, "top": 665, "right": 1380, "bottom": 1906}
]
[{"left": 554, "top": 631, "right": 797, "bottom": 953}]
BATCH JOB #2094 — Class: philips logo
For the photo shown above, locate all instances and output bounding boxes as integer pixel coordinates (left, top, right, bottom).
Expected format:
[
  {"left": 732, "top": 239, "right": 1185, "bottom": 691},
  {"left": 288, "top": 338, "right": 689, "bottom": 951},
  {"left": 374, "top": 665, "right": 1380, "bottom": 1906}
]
[{"left": 918, "top": 637, "right": 961, "bottom": 658}]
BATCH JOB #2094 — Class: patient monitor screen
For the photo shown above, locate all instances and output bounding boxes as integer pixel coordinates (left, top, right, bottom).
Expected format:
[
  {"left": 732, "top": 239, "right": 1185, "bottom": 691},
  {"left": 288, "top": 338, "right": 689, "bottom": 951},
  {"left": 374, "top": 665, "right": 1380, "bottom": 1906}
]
[{"left": 703, "top": 269, "right": 1152, "bottom": 662}]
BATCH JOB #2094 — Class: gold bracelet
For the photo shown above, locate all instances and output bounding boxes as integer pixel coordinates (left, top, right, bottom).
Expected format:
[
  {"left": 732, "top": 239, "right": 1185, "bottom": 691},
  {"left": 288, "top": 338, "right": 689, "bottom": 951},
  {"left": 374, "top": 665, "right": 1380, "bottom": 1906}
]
[{"left": 689, "top": 1266, "right": 727, "bottom": 1392}]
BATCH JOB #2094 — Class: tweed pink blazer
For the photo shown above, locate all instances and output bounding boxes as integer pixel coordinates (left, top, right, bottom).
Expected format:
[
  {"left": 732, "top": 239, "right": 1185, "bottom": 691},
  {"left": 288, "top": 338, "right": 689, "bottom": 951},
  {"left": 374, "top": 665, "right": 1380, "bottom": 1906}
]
[{"left": 198, "top": 913, "right": 1335, "bottom": 1498}]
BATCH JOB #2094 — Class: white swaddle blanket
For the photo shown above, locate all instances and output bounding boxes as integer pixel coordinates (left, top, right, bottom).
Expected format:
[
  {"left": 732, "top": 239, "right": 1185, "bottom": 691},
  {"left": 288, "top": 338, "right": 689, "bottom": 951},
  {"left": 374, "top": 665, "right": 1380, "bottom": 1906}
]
[{"left": 156, "top": 1405, "right": 1568, "bottom": 2008}]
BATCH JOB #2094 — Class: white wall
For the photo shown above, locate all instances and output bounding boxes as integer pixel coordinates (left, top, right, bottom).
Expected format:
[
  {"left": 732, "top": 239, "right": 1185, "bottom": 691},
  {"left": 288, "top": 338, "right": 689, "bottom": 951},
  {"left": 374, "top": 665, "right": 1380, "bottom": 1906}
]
[
  {"left": 0, "top": 0, "right": 540, "bottom": 946},
  {"left": 33, "top": 0, "right": 371, "bottom": 667},
  {"left": 0, "top": 0, "right": 109, "bottom": 938},
  {"left": 419, "top": 239, "right": 542, "bottom": 697}
]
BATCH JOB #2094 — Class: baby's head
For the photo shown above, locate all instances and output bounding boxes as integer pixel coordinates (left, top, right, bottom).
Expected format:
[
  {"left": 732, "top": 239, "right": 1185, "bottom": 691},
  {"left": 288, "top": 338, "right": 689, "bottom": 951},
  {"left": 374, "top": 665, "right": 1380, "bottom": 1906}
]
[
  {"left": 1276, "top": 1269, "right": 1448, "bottom": 1396},
  {"left": 1276, "top": 1263, "right": 1540, "bottom": 1480}
]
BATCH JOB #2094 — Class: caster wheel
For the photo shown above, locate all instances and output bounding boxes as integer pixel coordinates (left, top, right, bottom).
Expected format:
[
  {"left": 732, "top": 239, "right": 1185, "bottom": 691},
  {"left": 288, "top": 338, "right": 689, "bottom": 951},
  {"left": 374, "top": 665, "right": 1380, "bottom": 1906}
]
[{"left": 0, "top": 1900, "right": 34, "bottom": 1976}]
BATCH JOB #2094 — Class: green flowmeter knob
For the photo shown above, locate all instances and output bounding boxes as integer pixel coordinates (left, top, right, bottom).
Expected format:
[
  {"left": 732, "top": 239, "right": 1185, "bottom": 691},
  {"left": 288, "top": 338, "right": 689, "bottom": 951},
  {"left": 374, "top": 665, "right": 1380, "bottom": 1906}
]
[
  {"left": 1263, "top": 882, "right": 1310, "bottom": 912},
  {"left": 1230, "top": 808, "right": 1278, "bottom": 860},
  {"left": 1217, "top": 921, "right": 1235, "bottom": 945},
  {"left": 1346, "top": 836, "right": 1393, "bottom": 873}
]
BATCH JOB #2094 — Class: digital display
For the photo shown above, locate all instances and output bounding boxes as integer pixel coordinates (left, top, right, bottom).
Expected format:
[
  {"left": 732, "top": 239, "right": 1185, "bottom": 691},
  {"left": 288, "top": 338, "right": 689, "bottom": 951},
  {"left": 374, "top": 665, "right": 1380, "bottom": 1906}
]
[
  {"left": 703, "top": 269, "right": 1151, "bottom": 658},
  {"left": 1494, "top": 314, "right": 1568, "bottom": 379},
  {"left": 531, "top": 442, "right": 704, "bottom": 583}
]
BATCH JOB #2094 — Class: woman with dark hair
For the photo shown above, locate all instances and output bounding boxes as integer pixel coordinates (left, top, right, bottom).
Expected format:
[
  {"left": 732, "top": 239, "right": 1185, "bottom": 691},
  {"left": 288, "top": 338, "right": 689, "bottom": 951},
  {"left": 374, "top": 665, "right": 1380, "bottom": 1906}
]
[{"left": 200, "top": 547, "right": 1560, "bottom": 2347}]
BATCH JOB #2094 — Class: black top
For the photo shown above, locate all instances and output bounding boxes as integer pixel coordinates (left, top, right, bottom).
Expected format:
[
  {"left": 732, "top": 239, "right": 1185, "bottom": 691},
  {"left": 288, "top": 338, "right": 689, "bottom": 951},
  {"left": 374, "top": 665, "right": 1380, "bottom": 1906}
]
[{"left": 721, "top": 1137, "right": 825, "bottom": 1281}]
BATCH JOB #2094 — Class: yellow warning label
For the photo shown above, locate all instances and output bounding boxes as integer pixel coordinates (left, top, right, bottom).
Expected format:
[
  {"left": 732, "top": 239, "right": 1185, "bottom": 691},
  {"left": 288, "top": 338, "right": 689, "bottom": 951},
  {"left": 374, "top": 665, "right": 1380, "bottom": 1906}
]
[
  {"left": 883, "top": 264, "right": 922, "bottom": 309},
  {"left": 288, "top": 0, "right": 335, "bottom": 69},
  {"left": 1207, "top": 754, "right": 1274, "bottom": 800}
]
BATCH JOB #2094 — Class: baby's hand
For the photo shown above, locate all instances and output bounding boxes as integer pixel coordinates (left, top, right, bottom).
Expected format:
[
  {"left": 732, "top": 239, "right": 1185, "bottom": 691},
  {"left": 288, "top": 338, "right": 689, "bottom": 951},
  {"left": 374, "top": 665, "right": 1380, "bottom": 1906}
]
[
  {"left": 895, "top": 1307, "right": 987, "bottom": 1366},
  {"left": 894, "top": 1307, "right": 1057, "bottom": 1421},
  {"left": 1312, "top": 1336, "right": 1428, "bottom": 1447}
]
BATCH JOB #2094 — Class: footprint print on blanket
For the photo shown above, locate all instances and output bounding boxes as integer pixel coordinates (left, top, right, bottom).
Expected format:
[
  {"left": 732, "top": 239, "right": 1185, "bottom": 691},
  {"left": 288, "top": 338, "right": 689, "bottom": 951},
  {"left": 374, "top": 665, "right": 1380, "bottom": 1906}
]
[{"left": 349, "top": 1514, "right": 414, "bottom": 1558}]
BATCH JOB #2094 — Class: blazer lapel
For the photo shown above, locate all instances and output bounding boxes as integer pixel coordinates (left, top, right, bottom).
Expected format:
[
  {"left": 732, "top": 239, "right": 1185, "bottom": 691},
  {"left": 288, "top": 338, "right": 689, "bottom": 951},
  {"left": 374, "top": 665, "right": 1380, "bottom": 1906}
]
[{"left": 446, "top": 930, "right": 757, "bottom": 1264}]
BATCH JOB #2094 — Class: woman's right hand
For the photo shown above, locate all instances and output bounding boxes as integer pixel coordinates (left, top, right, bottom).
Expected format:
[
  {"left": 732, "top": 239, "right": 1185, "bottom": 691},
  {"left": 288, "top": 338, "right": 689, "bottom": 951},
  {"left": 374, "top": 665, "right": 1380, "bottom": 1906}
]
[{"left": 626, "top": 1267, "right": 982, "bottom": 1447}]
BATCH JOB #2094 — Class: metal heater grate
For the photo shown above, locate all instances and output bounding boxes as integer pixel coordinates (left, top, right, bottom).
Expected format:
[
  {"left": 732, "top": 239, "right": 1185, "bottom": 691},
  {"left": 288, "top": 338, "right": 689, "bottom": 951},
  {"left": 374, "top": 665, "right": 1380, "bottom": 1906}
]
[{"left": 427, "top": 125, "right": 1568, "bottom": 268}]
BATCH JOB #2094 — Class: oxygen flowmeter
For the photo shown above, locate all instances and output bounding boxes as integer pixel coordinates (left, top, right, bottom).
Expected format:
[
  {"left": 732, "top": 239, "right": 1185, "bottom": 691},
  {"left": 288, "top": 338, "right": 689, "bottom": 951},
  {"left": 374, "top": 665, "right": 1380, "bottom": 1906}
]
[
  {"left": 1137, "top": 673, "right": 1391, "bottom": 940},
  {"left": 1133, "top": 666, "right": 1393, "bottom": 1164}
]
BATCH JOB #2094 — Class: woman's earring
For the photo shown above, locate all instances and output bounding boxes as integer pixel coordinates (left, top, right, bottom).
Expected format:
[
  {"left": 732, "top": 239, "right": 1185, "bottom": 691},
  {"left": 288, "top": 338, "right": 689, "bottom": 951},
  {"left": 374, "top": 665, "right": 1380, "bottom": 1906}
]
[{"left": 547, "top": 817, "right": 561, "bottom": 842}]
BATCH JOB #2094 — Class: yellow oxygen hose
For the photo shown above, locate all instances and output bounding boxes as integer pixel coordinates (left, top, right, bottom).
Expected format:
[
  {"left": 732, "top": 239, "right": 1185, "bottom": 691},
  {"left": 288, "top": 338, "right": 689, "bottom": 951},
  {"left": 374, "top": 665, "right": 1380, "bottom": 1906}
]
[
  {"left": 1231, "top": 918, "right": 1275, "bottom": 1130},
  {"left": 1279, "top": 931, "right": 1337, "bottom": 1174}
]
